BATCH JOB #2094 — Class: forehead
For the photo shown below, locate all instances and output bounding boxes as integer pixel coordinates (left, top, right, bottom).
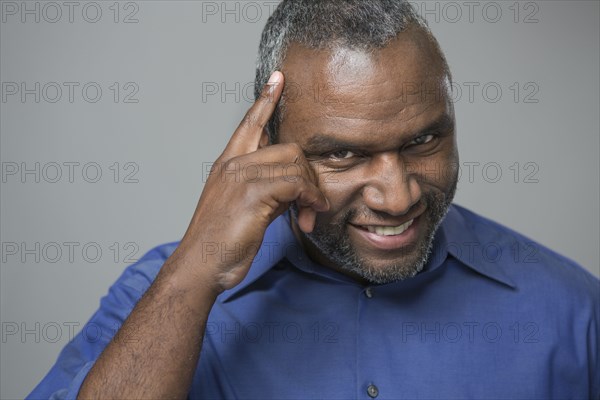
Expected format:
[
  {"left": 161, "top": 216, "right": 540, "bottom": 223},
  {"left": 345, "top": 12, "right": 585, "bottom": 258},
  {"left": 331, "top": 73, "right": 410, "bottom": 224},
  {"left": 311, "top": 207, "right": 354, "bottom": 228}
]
[{"left": 278, "top": 26, "right": 452, "bottom": 148}]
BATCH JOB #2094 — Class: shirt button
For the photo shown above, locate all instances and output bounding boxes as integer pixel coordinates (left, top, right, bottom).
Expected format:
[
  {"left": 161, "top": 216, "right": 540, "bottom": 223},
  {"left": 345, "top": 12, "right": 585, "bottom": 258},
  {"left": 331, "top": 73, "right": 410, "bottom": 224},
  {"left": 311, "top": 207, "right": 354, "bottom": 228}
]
[
  {"left": 367, "top": 384, "right": 379, "bottom": 398},
  {"left": 365, "top": 287, "right": 373, "bottom": 298}
]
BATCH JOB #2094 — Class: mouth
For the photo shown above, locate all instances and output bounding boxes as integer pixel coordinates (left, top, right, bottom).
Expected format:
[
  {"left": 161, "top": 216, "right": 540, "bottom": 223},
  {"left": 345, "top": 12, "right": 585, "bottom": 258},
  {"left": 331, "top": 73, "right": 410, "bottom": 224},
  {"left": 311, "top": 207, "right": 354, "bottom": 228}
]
[
  {"left": 349, "top": 216, "right": 421, "bottom": 251},
  {"left": 361, "top": 219, "right": 414, "bottom": 236}
]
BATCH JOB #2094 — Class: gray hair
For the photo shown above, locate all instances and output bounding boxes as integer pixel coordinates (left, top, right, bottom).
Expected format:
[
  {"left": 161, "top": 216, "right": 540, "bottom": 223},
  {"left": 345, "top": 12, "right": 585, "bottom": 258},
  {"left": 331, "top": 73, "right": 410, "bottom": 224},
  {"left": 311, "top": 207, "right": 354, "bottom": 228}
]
[{"left": 254, "top": 0, "right": 443, "bottom": 144}]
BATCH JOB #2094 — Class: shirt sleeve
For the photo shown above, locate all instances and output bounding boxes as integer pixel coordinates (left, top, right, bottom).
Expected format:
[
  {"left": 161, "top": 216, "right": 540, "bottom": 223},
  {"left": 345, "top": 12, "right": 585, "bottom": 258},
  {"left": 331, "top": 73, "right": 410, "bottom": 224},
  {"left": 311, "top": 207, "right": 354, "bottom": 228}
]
[{"left": 26, "top": 243, "right": 178, "bottom": 400}]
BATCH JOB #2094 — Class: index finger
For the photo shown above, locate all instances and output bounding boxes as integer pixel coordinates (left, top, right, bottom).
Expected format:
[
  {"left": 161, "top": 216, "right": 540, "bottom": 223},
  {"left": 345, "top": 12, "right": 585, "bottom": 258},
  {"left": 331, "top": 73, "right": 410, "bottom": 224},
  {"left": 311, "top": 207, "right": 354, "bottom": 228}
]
[{"left": 220, "top": 71, "right": 284, "bottom": 160}]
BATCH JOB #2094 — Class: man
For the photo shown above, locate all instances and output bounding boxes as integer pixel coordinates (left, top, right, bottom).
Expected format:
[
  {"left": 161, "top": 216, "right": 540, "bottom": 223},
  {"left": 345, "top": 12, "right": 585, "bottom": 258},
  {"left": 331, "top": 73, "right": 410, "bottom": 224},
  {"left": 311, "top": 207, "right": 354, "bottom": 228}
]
[{"left": 29, "top": 1, "right": 599, "bottom": 399}]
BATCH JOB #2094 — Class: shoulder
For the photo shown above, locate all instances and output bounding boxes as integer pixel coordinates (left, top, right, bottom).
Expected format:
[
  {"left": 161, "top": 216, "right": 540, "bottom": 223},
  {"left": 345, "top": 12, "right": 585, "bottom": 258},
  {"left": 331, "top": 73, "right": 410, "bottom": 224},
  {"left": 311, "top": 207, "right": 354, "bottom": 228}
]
[{"left": 448, "top": 204, "right": 599, "bottom": 307}]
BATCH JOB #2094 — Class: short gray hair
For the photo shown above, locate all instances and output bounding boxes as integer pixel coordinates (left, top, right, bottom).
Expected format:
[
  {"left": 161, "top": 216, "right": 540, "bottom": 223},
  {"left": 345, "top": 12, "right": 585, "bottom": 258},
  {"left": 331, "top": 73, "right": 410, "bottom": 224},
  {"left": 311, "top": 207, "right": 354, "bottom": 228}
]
[{"left": 254, "top": 0, "right": 442, "bottom": 144}]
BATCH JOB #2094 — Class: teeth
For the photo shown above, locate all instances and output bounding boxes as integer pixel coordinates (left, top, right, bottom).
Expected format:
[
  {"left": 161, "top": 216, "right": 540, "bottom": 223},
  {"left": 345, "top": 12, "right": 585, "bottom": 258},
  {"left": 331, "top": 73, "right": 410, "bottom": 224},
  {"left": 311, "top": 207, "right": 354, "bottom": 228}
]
[{"left": 366, "top": 219, "right": 414, "bottom": 236}]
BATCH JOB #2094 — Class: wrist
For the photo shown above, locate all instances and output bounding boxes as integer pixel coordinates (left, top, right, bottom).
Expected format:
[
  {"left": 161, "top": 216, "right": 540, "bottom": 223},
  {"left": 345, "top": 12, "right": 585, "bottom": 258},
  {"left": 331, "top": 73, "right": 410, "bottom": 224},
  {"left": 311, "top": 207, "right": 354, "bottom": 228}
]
[{"left": 159, "top": 250, "right": 224, "bottom": 300}]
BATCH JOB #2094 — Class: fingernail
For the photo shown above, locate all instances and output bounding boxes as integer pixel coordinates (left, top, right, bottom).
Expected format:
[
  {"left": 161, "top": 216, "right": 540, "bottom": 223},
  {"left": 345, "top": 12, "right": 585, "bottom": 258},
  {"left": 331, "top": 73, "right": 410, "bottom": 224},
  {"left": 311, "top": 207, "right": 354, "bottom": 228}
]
[{"left": 268, "top": 71, "right": 281, "bottom": 85}]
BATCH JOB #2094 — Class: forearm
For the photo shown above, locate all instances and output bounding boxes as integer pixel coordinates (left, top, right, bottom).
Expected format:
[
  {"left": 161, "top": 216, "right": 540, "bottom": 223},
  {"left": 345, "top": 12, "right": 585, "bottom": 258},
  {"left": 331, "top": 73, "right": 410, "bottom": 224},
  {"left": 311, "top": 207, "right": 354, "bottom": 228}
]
[
  {"left": 77, "top": 70, "right": 319, "bottom": 399},
  {"left": 78, "top": 254, "right": 219, "bottom": 399}
]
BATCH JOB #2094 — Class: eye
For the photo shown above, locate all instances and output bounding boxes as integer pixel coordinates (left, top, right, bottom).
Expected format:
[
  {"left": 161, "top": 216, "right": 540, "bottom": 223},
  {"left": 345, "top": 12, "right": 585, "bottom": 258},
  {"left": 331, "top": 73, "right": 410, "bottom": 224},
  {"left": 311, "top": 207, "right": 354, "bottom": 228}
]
[
  {"left": 328, "top": 150, "right": 357, "bottom": 160},
  {"left": 410, "top": 134, "right": 435, "bottom": 146}
]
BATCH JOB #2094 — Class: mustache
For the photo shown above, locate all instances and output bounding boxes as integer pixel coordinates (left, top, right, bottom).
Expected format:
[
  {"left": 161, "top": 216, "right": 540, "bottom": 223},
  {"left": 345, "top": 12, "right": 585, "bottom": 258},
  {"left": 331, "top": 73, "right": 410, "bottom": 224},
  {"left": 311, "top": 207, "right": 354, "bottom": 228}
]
[{"left": 342, "top": 193, "right": 435, "bottom": 226}]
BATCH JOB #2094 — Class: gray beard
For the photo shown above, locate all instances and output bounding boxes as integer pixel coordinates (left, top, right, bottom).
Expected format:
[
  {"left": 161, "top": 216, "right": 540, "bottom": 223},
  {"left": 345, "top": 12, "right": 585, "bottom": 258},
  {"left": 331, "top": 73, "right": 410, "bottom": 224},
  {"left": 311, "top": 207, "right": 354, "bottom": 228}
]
[{"left": 290, "top": 188, "right": 455, "bottom": 284}]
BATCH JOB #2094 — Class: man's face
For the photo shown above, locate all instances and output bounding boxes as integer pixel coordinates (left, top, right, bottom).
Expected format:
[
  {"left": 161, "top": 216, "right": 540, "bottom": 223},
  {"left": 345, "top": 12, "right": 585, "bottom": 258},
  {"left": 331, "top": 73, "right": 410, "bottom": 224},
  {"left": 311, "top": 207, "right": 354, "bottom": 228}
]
[{"left": 277, "top": 26, "right": 459, "bottom": 284}]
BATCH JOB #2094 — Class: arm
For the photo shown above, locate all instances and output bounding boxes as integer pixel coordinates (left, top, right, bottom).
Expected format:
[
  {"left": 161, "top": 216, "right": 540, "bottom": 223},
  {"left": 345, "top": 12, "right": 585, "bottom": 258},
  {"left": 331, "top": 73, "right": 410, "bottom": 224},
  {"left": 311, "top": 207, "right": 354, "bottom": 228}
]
[{"left": 76, "top": 71, "right": 328, "bottom": 399}]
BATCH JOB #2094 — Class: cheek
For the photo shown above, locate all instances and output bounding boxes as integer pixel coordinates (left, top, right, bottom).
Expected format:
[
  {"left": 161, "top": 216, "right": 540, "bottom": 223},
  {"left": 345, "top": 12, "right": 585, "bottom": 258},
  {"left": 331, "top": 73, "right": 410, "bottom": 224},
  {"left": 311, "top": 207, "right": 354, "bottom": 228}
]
[
  {"left": 410, "top": 150, "right": 459, "bottom": 189},
  {"left": 317, "top": 171, "right": 363, "bottom": 215}
]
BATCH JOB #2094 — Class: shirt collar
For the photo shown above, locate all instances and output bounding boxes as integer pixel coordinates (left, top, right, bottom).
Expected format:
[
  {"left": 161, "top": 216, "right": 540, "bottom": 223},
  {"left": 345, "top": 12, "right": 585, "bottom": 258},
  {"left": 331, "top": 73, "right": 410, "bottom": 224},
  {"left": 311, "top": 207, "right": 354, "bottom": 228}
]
[
  {"left": 440, "top": 205, "right": 517, "bottom": 289},
  {"left": 221, "top": 204, "right": 516, "bottom": 301}
]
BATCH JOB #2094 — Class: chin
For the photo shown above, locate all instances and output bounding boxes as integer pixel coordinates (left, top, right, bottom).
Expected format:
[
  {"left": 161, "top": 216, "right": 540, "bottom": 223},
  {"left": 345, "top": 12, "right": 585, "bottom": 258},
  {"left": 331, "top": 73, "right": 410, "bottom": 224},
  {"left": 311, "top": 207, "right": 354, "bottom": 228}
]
[{"left": 342, "top": 239, "right": 433, "bottom": 284}]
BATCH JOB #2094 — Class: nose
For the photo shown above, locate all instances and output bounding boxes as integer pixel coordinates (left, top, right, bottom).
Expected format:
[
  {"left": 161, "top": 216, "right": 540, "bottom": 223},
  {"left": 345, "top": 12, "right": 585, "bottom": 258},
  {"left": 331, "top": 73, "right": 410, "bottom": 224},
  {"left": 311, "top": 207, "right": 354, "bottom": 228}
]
[{"left": 361, "top": 153, "right": 422, "bottom": 216}]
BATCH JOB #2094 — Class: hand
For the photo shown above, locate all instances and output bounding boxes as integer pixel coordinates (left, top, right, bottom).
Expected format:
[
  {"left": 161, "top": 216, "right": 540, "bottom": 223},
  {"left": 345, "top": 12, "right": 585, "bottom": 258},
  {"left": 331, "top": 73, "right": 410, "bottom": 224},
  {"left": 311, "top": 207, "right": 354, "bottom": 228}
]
[{"left": 174, "top": 71, "right": 329, "bottom": 292}]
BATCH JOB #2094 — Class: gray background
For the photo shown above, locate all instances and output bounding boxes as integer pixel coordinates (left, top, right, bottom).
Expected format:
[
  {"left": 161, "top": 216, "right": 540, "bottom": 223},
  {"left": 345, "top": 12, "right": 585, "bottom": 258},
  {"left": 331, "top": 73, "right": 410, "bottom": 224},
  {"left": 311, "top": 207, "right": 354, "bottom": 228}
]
[{"left": 1, "top": 1, "right": 598, "bottom": 398}]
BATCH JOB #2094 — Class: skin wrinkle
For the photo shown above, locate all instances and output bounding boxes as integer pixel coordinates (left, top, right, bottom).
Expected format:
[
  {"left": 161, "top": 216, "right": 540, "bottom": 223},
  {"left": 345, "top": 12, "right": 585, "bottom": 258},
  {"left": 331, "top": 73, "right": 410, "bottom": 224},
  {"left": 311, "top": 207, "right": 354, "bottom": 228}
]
[
  {"left": 310, "top": 61, "right": 446, "bottom": 124},
  {"left": 315, "top": 84, "right": 444, "bottom": 130},
  {"left": 306, "top": 75, "right": 430, "bottom": 108},
  {"left": 322, "top": 102, "right": 438, "bottom": 125}
]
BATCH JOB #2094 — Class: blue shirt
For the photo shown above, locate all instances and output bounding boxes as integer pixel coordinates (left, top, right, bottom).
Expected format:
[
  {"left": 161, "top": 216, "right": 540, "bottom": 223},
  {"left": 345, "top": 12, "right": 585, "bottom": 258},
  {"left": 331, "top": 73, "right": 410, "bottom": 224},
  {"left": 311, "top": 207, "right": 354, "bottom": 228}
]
[{"left": 28, "top": 204, "right": 600, "bottom": 399}]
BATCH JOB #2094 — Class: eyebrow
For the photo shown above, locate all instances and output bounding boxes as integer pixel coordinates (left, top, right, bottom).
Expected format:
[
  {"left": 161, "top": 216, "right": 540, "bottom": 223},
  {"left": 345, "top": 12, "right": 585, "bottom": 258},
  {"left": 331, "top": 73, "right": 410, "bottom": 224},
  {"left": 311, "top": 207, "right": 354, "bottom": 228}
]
[
  {"left": 302, "top": 113, "right": 454, "bottom": 155},
  {"left": 303, "top": 136, "right": 365, "bottom": 155}
]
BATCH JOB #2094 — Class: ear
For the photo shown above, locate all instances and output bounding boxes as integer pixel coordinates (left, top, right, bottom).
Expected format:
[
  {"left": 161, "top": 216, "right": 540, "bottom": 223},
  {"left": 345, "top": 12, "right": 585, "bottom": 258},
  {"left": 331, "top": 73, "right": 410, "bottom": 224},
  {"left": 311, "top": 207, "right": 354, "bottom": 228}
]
[{"left": 258, "top": 128, "right": 270, "bottom": 149}]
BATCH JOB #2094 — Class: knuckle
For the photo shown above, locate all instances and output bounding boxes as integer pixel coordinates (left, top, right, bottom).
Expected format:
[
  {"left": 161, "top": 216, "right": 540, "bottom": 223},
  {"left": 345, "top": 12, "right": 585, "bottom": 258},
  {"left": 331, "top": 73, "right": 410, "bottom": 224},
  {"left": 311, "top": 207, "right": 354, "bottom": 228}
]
[
  {"left": 222, "top": 158, "right": 236, "bottom": 170},
  {"left": 281, "top": 143, "right": 303, "bottom": 159},
  {"left": 215, "top": 151, "right": 230, "bottom": 164},
  {"left": 280, "top": 173, "right": 302, "bottom": 185},
  {"left": 290, "top": 142, "right": 303, "bottom": 154},
  {"left": 240, "top": 112, "right": 261, "bottom": 129}
]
